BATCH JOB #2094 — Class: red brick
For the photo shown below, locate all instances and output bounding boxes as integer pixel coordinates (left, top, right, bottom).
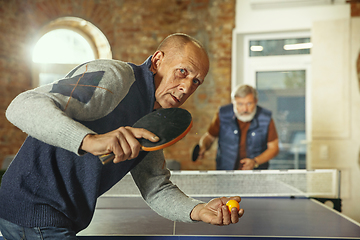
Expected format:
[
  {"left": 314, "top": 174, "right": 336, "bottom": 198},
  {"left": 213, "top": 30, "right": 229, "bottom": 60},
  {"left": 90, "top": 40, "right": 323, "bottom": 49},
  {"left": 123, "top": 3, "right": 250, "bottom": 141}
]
[{"left": 0, "top": 0, "right": 236, "bottom": 169}]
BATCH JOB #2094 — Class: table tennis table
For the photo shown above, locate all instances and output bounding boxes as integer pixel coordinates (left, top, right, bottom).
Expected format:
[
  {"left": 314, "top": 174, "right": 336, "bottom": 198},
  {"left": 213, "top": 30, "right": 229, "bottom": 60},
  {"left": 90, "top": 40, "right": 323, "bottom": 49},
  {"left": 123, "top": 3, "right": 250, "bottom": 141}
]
[
  {"left": 0, "top": 170, "right": 359, "bottom": 239},
  {"left": 76, "top": 170, "right": 360, "bottom": 239},
  {"left": 77, "top": 196, "right": 360, "bottom": 240}
]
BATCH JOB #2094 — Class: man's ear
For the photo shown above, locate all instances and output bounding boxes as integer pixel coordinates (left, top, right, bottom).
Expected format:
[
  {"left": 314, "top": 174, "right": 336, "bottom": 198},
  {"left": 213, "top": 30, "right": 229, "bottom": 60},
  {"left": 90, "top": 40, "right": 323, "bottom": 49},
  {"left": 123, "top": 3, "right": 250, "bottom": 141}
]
[{"left": 150, "top": 50, "right": 164, "bottom": 74}]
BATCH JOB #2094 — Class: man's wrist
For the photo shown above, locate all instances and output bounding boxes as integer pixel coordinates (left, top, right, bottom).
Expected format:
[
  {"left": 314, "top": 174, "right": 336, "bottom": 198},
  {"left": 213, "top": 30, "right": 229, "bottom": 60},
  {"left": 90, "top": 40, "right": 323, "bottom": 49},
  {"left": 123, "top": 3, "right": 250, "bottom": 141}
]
[
  {"left": 253, "top": 158, "right": 259, "bottom": 168},
  {"left": 190, "top": 203, "right": 204, "bottom": 221},
  {"left": 80, "top": 133, "right": 96, "bottom": 154}
]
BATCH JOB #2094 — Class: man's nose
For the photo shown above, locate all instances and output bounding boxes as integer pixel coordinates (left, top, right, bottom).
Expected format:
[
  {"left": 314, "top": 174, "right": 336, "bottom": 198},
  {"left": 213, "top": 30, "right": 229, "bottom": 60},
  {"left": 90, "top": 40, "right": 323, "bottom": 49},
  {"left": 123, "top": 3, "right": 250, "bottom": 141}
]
[
  {"left": 178, "top": 78, "right": 192, "bottom": 93},
  {"left": 243, "top": 105, "right": 249, "bottom": 112},
  {"left": 239, "top": 104, "right": 248, "bottom": 113}
]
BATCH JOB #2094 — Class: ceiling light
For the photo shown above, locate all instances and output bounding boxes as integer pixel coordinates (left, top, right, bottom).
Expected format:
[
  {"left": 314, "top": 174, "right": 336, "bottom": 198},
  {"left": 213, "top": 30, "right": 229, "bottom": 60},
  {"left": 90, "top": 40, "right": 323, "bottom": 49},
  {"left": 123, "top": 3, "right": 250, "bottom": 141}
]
[
  {"left": 250, "top": 45, "right": 264, "bottom": 52},
  {"left": 284, "top": 43, "right": 313, "bottom": 50}
]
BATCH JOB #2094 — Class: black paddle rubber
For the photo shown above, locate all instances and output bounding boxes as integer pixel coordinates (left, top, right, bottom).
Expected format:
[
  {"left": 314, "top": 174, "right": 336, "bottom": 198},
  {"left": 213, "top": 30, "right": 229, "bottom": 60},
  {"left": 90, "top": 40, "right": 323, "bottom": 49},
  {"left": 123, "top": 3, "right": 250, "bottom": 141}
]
[
  {"left": 99, "top": 108, "right": 193, "bottom": 164},
  {"left": 192, "top": 144, "right": 200, "bottom": 162}
]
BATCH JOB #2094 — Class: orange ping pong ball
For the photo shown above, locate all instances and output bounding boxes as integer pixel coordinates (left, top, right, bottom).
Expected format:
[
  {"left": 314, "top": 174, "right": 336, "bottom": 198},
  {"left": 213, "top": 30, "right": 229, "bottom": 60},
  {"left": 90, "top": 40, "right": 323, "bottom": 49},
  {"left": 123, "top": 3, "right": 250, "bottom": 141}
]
[{"left": 226, "top": 199, "right": 240, "bottom": 213}]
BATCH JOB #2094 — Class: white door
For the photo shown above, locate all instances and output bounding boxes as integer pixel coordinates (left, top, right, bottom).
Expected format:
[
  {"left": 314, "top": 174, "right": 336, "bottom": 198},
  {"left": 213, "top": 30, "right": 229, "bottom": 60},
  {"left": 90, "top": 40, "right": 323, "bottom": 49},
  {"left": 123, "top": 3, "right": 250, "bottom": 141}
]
[{"left": 240, "top": 32, "right": 312, "bottom": 169}]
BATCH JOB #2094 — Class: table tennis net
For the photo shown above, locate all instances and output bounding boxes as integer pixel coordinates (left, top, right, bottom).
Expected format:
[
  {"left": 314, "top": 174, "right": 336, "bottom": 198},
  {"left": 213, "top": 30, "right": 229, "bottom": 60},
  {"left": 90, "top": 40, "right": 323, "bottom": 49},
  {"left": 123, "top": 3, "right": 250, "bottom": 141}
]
[{"left": 103, "top": 169, "right": 340, "bottom": 198}]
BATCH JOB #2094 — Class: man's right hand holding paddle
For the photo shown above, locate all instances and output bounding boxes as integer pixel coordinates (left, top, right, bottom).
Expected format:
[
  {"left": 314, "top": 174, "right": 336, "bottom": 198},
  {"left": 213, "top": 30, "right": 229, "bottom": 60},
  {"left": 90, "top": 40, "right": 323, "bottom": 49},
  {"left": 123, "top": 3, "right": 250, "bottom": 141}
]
[
  {"left": 81, "top": 127, "right": 159, "bottom": 163},
  {"left": 192, "top": 132, "right": 216, "bottom": 161}
]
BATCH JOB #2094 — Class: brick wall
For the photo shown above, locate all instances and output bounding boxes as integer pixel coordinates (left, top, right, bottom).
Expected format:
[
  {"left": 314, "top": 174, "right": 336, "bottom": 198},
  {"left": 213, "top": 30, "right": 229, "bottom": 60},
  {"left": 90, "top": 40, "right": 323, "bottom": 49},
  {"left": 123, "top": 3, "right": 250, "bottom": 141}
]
[
  {"left": 351, "top": 2, "right": 360, "bottom": 17},
  {"left": 0, "top": 0, "right": 235, "bottom": 170}
]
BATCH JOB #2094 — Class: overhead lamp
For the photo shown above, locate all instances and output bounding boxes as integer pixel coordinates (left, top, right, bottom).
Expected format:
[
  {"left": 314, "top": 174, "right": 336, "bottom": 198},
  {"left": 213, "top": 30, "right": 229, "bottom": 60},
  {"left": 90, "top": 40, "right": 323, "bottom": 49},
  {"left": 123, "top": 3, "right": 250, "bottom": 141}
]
[
  {"left": 250, "top": 45, "right": 264, "bottom": 52},
  {"left": 284, "top": 42, "right": 313, "bottom": 51}
]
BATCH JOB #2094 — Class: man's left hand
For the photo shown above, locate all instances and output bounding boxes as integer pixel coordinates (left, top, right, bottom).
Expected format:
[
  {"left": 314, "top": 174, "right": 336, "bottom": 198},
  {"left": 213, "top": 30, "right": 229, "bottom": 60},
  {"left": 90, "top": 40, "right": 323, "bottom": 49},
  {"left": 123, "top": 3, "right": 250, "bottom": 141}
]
[
  {"left": 239, "top": 158, "right": 256, "bottom": 170},
  {"left": 190, "top": 196, "right": 244, "bottom": 225}
]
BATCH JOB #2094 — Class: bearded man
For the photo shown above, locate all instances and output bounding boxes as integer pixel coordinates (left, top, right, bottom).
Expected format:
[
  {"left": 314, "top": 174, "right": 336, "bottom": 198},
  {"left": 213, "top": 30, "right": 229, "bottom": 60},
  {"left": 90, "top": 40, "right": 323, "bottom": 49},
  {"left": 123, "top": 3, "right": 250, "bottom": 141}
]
[{"left": 196, "top": 84, "right": 279, "bottom": 170}]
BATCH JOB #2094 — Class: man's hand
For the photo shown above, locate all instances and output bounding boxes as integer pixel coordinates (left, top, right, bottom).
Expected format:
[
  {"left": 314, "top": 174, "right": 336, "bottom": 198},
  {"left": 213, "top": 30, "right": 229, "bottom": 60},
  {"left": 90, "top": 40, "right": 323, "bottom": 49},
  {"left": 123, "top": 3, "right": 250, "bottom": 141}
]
[
  {"left": 239, "top": 158, "right": 256, "bottom": 170},
  {"left": 80, "top": 126, "right": 159, "bottom": 163},
  {"left": 197, "top": 145, "right": 207, "bottom": 160},
  {"left": 197, "top": 132, "right": 216, "bottom": 161},
  {"left": 190, "top": 196, "right": 244, "bottom": 226},
  {"left": 239, "top": 139, "right": 279, "bottom": 170}
]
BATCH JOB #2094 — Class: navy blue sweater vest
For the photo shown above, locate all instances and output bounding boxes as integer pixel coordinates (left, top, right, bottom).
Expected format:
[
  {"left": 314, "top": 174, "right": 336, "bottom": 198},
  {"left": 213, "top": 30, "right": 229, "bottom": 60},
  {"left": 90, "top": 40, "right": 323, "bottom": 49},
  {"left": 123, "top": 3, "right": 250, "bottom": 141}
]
[
  {"left": 216, "top": 104, "right": 271, "bottom": 170},
  {"left": 0, "top": 58, "right": 155, "bottom": 232}
]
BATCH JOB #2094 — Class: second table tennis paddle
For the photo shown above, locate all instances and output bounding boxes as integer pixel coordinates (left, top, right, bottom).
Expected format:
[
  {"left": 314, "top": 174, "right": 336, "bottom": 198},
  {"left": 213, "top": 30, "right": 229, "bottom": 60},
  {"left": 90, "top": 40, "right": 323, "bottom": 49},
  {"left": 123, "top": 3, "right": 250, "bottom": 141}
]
[
  {"left": 192, "top": 144, "right": 200, "bottom": 162},
  {"left": 99, "top": 108, "right": 193, "bottom": 164}
]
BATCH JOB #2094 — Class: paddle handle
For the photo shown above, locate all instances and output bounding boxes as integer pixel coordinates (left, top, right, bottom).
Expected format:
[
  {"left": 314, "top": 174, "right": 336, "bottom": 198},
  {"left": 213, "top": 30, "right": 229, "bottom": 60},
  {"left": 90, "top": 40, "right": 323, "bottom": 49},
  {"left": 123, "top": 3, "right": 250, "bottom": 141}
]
[{"left": 99, "top": 153, "right": 115, "bottom": 165}]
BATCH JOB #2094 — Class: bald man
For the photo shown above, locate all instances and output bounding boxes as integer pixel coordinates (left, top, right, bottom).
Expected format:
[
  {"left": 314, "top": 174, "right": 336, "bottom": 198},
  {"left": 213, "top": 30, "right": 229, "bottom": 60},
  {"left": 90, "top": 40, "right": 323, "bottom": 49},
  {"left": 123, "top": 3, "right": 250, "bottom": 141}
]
[{"left": 0, "top": 33, "right": 244, "bottom": 239}]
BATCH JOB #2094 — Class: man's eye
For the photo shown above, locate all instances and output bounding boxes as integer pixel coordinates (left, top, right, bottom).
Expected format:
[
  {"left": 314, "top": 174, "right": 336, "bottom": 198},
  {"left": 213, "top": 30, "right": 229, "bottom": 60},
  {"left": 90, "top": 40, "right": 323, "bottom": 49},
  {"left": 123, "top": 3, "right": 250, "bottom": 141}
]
[
  {"left": 193, "top": 79, "right": 201, "bottom": 85},
  {"left": 179, "top": 69, "right": 186, "bottom": 75}
]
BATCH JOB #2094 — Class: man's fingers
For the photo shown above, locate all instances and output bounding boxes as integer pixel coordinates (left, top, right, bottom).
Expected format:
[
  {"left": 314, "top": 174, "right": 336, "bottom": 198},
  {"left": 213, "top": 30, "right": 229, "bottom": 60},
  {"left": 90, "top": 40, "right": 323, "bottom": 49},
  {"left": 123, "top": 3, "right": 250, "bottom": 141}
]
[
  {"left": 111, "top": 130, "right": 129, "bottom": 163},
  {"left": 198, "top": 147, "right": 206, "bottom": 159},
  {"left": 112, "top": 127, "right": 158, "bottom": 163},
  {"left": 239, "top": 208, "right": 245, "bottom": 218},
  {"left": 229, "top": 196, "right": 241, "bottom": 203},
  {"left": 222, "top": 205, "right": 231, "bottom": 225},
  {"left": 112, "top": 127, "right": 143, "bottom": 162},
  {"left": 125, "top": 126, "right": 159, "bottom": 143},
  {"left": 212, "top": 207, "right": 223, "bottom": 226},
  {"left": 230, "top": 208, "right": 240, "bottom": 224},
  {"left": 86, "top": 126, "right": 159, "bottom": 164}
]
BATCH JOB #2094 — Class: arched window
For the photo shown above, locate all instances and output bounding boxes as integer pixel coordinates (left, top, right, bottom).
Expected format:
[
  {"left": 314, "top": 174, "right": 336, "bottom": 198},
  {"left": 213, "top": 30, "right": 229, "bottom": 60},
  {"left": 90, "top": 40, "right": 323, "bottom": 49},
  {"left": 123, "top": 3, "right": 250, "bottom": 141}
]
[
  {"left": 31, "top": 17, "right": 111, "bottom": 87},
  {"left": 33, "top": 29, "right": 95, "bottom": 64}
]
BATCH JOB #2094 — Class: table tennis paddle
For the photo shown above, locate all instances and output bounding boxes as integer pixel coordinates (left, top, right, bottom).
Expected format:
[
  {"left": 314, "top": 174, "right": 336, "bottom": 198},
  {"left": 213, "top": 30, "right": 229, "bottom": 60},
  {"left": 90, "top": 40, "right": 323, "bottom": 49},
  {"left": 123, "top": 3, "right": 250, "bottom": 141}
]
[
  {"left": 99, "top": 108, "right": 193, "bottom": 164},
  {"left": 192, "top": 144, "right": 200, "bottom": 162}
]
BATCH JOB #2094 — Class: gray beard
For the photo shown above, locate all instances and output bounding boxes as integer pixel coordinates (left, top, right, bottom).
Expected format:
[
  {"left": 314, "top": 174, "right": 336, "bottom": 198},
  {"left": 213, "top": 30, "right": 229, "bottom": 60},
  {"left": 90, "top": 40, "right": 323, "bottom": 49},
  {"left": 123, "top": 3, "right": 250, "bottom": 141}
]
[{"left": 234, "top": 106, "right": 257, "bottom": 122}]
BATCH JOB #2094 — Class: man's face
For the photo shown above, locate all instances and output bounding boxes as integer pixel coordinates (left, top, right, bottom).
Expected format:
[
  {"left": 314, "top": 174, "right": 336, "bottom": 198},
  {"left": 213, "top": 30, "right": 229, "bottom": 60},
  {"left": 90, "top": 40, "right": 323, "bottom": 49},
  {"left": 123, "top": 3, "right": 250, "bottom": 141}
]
[
  {"left": 233, "top": 94, "right": 257, "bottom": 122},
  {"left": 152, "top": 43, "right": 209, "bottom": 109}
]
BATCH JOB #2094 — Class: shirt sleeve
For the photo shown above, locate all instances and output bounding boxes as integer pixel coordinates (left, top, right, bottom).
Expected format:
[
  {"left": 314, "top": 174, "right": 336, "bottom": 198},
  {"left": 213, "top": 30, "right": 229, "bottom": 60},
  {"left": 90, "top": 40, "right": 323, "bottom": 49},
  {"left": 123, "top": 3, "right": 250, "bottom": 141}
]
[
  {"left": 207, "top": 111, "right": 220, "bottom": 137},
  {"left": 5, "top": 59, "right": 135, "bottom": 155},
  {"left": 131, "top": 150, "right": 203, "bottom": 222},
  {"left": 267, "top": 119, "right": 278, "bottom": 142}
]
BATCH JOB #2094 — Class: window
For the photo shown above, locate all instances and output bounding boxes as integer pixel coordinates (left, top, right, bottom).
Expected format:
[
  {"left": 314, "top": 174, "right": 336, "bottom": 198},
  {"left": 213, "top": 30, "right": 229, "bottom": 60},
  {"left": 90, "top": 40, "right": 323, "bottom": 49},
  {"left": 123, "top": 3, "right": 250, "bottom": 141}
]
[
  {"left": 31, "top": 17, "right": 112, "bottom": 87},
  {"left": 249, "top": 37, "right": 312, "bottom": 57},
  {"left": 257, "top": 70, "right": 307, "bottom": 169},
  {"left": 33, "top": 29, "right": 95, "bottom": 64},
  {"left": 32, "top": 29, "right": 95, "bottom": 86}
]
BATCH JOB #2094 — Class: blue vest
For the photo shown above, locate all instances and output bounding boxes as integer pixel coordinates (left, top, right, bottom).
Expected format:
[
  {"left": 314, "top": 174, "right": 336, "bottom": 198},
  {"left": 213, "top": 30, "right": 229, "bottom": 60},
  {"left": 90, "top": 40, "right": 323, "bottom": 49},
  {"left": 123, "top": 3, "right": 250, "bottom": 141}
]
[
  {"left": 216, "top": 104, "right": 272, "bottom": 170},
  {"left": 0, "top": 58, "right": 155, "bottom": 232}
]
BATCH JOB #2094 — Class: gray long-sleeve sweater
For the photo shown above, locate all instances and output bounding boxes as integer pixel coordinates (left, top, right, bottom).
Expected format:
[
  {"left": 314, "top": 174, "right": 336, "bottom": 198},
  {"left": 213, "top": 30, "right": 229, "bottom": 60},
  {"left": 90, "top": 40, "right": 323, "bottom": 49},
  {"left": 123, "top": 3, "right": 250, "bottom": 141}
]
[{"left": 0, "top": 57, "right": 202, "bottom": 233}]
